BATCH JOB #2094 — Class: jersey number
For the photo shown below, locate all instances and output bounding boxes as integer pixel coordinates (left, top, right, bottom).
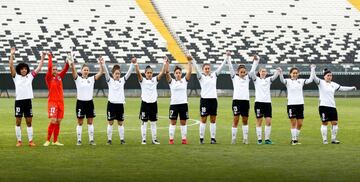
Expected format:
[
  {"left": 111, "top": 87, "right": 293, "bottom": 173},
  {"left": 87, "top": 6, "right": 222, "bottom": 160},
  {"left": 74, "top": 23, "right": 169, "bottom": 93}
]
[
  {"left": 233, "top": 106, "right": 238, "bottom": 112},
  {"left": 169, "top": 110, "right": 174, "bottom": 116}
]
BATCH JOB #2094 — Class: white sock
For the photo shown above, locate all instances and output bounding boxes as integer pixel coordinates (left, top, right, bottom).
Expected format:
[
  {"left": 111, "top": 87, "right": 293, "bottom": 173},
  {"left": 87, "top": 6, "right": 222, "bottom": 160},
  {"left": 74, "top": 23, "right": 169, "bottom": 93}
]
[
  {"left": 291, "top": 128, "right": 297, "bottom": 140},
  {"left": 180, "top": 125, "right": 187, "bottom": 140},
  {"left": 150, "top": 122, "right": 157, "bottom": 141},
  {"left": 118, "top": 125, "right": 124, "bottom": 140},
  {"left": 169, "top": 124, "right": 176, "bottom": 140},
  {"left": 242, "top": 125, "right": 249, "bottom": 140},
  {"left": 265, "top": 125, "right": 271, "bottom": 140},
  {"left": 15, "top": 126, "right": 21, "bottom": 141},
  {"left": 15, "top": 126, "right": 21, "bottom": 142},
  {"left": 199, "top": 122, "right": 206, "bottom": 139},
  {"left": 27, "top": 126, "right": 33, "bottom": 142},
  {"left": 321, "top": 125, "right": 328, "bottom": 141},
  {"left": 331, "top": 125, "right": 338, "bottom": 141},
  {"left": 231, "top": 127, "right": 238, "bottom": 140},
  {"left": 107, "top": 124, "right": 113, "bottom": 141},
  {"left": 76, "top": 125, "right": 82, "bottom": 141},
  {"left": 88, "top": 124, "right": 94, "bottom": 141},
  {"left": 296, "top": 129, "right": 301, "bottom": 140},
  {"left": 256, "top": 127, "right": 262, "bottom": 140},
  {"left": 210, "top": 123, "right": 216, "bottom": 139},
  {"left": 141, "top": 122, "right": 147, "bottom": 141}
]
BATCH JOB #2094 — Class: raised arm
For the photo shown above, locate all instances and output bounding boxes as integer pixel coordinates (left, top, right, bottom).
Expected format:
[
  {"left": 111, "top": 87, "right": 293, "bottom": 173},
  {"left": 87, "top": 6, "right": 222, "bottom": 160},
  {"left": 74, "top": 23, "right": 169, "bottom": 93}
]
[
  {"left": 124, "top": 60, "right": 135, "bottom": 81},
  {"left": 165, "top": 60, "right": 171, "bottom": 83},
  {"left": 185, "top": 55, "right": 192, "bottom": 81},
  {"left": 304, "top": 64, "right": 315, "bottom": 84},
  {"left": 69, "top": 52, "right": 77, "bottom": 79},
  {"left": 59, "top": 60, "right": 69, "bottom": 79},
  {"left": 34, "top": 51, "right": 45, "bottom": 74},
  {"left": 46, "top": 52, "right": 53, "bottom": 77},
  {"left": 192, "top": 59, "right": 202, "bottom": 79},
  {"left": 9, "top": 47, "right": 16, "bottom": 77},
  {"left": 270, "top": 68, "right": 280, "bottom": 82},
  {"left": 279, "top": 68, "right": 286, "bottom": 85},
  {"left": 215, "top": 57, "right": 227, "bottom": 76},
  {"left": 94, "top": 57, "right": 104, "bottom": 81},
  {"left": 156, "top": 57, "right": 167, "bottom": 81},
  {"left": 103, "top": 62, "right": 111, "bottom": 82},
  {"left": 70, "top": 60, "right": 78, "bottom": 80},
  {"left": 311, "top": 65, "right": 320, "bottom": 85},
  {"left": 226, "top": 51, "right": 235, "bottom": 78},
  {"left": 248, "top": 55, "right": 259, "bottom": 81},
  {"left": 134, "top": 58, "right": 143, "bottom": 82}
]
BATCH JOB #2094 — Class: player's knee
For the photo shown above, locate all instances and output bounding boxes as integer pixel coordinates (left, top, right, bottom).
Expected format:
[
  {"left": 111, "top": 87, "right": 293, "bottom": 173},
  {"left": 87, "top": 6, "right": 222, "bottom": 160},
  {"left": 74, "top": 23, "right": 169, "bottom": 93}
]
[{"left": 117, "top": 121, "right": 123, "bottom": 126}]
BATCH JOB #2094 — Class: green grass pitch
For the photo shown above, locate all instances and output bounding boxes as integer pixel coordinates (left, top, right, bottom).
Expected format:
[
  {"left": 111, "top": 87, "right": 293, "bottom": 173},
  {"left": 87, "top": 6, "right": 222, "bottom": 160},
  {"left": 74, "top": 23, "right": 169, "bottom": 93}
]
[{"left": 0, "top": 97, "right": 359, "bottom": 182}]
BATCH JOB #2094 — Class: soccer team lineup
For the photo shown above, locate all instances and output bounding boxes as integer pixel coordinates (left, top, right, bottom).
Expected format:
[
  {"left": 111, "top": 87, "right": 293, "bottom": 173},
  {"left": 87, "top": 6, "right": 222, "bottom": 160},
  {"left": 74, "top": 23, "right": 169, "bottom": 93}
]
[{"left": 8, "top": 47, "right": 357, "bottom": 147}]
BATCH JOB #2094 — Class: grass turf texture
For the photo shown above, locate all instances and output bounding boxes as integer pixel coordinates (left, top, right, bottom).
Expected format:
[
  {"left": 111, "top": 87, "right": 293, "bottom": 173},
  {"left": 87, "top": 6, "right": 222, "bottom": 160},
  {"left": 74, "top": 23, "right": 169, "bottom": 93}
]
[{"left": 0, "top": 97, "right": 359, "bottom": 182}]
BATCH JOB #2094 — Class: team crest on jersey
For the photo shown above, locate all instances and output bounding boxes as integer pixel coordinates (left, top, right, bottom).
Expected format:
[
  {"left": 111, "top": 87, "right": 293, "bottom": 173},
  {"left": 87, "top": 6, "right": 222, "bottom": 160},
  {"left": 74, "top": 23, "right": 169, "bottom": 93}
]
[
  {"left": 57, "top": 76, "right": 61, "bottom": 80},
  {"left": 87, "top": 80, "right": 90, "bottom": 83}
]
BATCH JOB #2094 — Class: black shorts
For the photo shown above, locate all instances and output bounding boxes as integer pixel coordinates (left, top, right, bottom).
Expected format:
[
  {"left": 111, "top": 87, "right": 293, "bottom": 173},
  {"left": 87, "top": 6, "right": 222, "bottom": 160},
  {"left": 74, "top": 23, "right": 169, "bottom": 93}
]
[
  {"left": 319, "top": 106, "right": 338, "bottom": 122},
  {"left": 200, "top": 98, "right": 218, "bottom": 116},
  {"left": 287, "top": 104, "right": 304, "bottom": 119},
  {"left": 169, "top": 104, "right": 189, "bottom": 120},
  {"left": 107, "top": 102, "right": 124, "bottom": 121},
  {"left": 76, "top": 100, "right": 96, "bottom": 119},
  {"left": 232, "top": 100, "right": 250, "bottom": 117},
  {"left": 14, "top": 99, "right": 33, "bottom": 118},
  {"left": 254, "top": 102, "right": 272, "bottom": 118},
  {"left": 139, "top": 101, "right": 158, "bottom": 121}
]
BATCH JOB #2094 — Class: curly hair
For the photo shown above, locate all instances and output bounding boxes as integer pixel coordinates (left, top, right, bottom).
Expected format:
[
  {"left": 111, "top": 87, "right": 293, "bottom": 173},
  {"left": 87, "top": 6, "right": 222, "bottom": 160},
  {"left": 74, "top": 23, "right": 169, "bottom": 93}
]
[{"left": 15, "top": 62, "right": 30, "bottom": 75}]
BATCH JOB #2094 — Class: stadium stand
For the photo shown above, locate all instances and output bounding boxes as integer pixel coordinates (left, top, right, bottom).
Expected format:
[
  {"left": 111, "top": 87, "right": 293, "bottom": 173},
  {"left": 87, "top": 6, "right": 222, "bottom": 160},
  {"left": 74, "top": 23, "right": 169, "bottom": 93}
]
[
  {"left": 153, "top": 0, "right": 360, "bottom": 71},
  {"left": 0, "top": 0, "right": 359, "bottom": 73},
  {"left": 0, "top": 0, "right": 173, "bottom": 72}
]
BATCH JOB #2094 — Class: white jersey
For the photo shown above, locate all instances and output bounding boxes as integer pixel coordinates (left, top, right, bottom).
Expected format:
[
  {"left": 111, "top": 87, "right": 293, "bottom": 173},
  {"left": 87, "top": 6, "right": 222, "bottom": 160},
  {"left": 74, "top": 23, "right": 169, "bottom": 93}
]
[
  {"left": 169, "top": 77, "right": 188, "bottom": 105},
  {"left": 13, "top": 72, "right": 35, "bottom": 100},
  {"left": 199, "top": 72, "right": 217, "bottom": 99},
  {"left": 284, "top": 78, "right": 307, "bottom": 105},
  {"left": 75, "top": 76, "right": 95, "bottom": 101},
  {"left": 253, "top": 76, "right": 272, "bottom": 103},
  {"left": 140, "top": 77, "right": 158, "bottom": 103},
  {"left": 317, "top": 80, "right": 340, "bottom": 108},
  {"left": 231, "top": 75, "right": 250, "bottom": 101},
  {"left": 107, "top": 77, "right": 126, "bottom": 104}
]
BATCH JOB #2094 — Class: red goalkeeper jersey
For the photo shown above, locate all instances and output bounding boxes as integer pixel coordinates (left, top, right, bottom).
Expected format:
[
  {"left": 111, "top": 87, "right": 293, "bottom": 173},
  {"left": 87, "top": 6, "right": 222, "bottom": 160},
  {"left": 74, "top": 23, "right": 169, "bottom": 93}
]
[{"left": 45, "top": 53, "right": 69, "bottom": 103}]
